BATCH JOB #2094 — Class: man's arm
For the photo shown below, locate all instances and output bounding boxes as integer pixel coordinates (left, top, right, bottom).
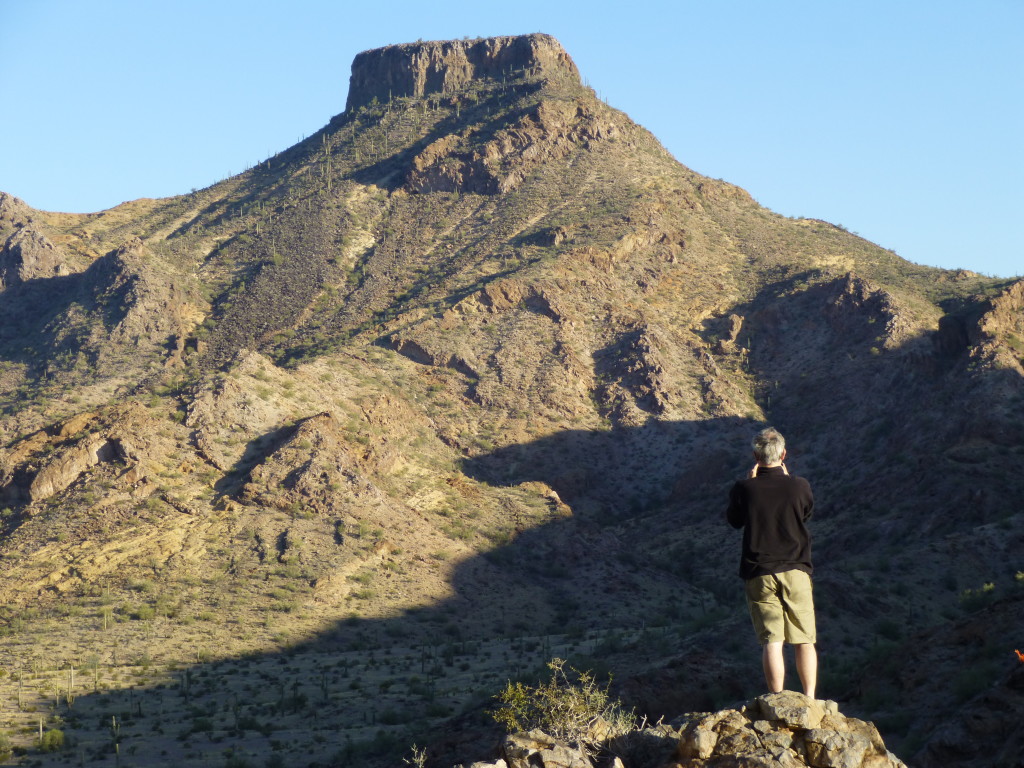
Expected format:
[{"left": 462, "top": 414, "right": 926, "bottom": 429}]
[{"left": 726, "top": 482, "right": 746, "bottom": 529}]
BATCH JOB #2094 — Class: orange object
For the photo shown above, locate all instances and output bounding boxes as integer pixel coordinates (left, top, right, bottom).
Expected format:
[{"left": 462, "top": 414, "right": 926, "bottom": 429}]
[{"left": 1015, "top": 649, "right": 1024, "bottom": 663}]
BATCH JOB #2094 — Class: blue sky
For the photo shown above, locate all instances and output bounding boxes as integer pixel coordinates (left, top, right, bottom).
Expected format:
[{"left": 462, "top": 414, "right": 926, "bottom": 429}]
[{"left": 1, "top": 0, "right": 1020, "bottom": 277}]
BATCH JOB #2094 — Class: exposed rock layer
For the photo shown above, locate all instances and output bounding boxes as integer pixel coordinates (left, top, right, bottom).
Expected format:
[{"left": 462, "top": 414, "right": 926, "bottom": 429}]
[{"left": 346, "top": 33, "right": 579, "bottom": 110}]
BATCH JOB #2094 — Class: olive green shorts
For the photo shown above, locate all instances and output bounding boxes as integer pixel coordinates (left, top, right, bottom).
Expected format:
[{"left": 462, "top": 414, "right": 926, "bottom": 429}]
[{"left": 745, "top": 569, "right": 816, "bottom": 645}]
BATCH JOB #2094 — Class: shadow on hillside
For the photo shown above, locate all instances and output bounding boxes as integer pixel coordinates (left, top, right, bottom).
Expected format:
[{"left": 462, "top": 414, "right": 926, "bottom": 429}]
[
  {"left": 461, "top": 415, "right": 761, "bottom": 520},
  {"left": 27, "top": 416, "right": 773, "bottom": 767},
  {"left": 286, "top": 415, "right": 765, "bottom": 647},
  {"left": 0, "top": 272, "right": 89, "bottom": 372}
]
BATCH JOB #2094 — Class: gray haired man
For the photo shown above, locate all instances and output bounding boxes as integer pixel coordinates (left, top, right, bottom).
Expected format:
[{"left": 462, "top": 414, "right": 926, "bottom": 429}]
[{"left": 726, "top": 427, "right": 817, "bottom": 698}]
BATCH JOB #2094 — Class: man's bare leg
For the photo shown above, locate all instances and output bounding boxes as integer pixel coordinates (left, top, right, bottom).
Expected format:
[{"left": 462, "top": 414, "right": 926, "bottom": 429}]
[
  {"left": 794, "top": 643, "right": 817, "bottom": 699},
  {"left": 762, "top": 642, "right": 785, "bottom": 693}
]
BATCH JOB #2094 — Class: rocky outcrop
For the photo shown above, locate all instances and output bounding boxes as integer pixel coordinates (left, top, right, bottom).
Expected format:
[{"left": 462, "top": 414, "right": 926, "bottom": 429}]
[
  {"left": 445, "top": 278, "right": 564, "bottom": 321},
  {"left": 971, "top": 278, "right": 1024, "bottom": 368},
  {"left": 405, "top": 98, "right": 619, "bottom": 195},
  {"left": 0, "top": 225, "right": 69, "bottom": 289},
  {"left": 477, "top": 693, "right": 905, "bottom": 768},
  {"left": 594, "top": 327, "right": 674, "bottom": 420},
  {"left": 390, "top": 278, "right": 567, "bottom": 375},
  {"left": 390, "top": 336, "right": 480, "bottom": 378},
  {"left": 239, "top": 411, "right": 379, "bottom": 514},
  {"left": 973, "top": 279, "right": 1024, "bottom": 340},
  {"left": 941, "top": 279, "right": 1024, "bottom": 445},
  {"left": 27, "top": 437, "right": 123, "bottom": 503},
  {"left": 823, "top": 273, "right": 907, "bottom": 348},
  {"left": 90, "top": 237, "right": 204, "bottom": 349},
  {"left": 346, "top": 33, "right": 579, "bottom": 111},
  {"left": 186, "top": 351, "right": 298, "bottom": 471},
  {"left": 0, "top": 193, "right": 73, "bottom": 290},
  {"left": 0, "top": 403, "right": 167, "bottom": 506},
  {"left": 0, "top": 191, "right": 34, "bottom": 233},
  {"left": 0, "top": 234, "right": 206, "bottom": 370}
]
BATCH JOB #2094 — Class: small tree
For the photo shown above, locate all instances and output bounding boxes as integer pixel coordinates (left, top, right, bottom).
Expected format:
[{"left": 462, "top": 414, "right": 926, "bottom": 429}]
[{"left": 491, "top": 658, "right": 635, "bottom": 755}]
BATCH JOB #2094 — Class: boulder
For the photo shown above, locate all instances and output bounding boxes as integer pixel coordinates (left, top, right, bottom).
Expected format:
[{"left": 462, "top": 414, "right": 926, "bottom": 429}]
[{"left": 502, "top": 730, "right": 592, "bottom": 768}]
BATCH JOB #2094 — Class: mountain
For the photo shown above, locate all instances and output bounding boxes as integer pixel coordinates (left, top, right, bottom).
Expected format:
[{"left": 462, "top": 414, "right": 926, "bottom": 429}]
[{"left": 0, "top": 33, "right": 1021, "bottom": 767}]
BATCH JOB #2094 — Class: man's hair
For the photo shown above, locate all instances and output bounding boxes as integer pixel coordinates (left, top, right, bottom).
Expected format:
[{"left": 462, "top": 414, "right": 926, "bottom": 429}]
[{"left": 752, "top": 427, "right": 786, "bottom": 464}]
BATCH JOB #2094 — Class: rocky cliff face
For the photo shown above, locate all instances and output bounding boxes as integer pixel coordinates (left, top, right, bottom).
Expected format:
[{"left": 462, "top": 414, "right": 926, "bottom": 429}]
[
  {"left": 345, "top": 33, "right": 579, "bottom": 110},
  {"left": 0, "top": 193, "right": 72, "bottom": 290}
]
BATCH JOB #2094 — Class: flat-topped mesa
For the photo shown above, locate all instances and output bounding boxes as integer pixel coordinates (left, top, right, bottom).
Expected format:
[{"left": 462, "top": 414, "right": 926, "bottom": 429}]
[{"left": 345, "top": 33, "right": 579, "bottom": 111}]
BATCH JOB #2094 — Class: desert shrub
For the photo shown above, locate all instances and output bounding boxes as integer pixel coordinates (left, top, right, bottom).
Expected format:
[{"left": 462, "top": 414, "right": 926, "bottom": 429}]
[
  {"left": 442, "top": 520, "right": 474, "bottom": 541},
  {"left": 0, "top": 732, "right": 10, "bottom": 761},
  {"left": 959, "top": 581, "right": 996, "bottom": 611},
  {"left": 39, "top": 729, "right": 64, "bottom": 752},
  {"left": 491, "top": 658, "right": 635, "bottom": 755}
]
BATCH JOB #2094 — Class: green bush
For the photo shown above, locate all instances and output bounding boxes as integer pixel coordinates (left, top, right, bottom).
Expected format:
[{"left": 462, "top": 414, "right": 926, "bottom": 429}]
[
  {"left": 40, "top": 729, "right": 64, "bottom": 752},
  {"left": 491, "top": 658, "right": 635, "bottom": 755}
]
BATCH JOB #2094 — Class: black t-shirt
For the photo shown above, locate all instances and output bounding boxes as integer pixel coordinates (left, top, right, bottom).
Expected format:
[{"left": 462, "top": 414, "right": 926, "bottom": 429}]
[{"left": 726, "top": 465, "right": 814, "bottom": 580}]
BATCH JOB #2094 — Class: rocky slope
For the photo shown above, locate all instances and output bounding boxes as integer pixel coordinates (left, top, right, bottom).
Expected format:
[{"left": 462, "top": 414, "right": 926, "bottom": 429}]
[
  {"left": 476, "top": 692, "right": 905, "bottom": 768},
  {"left": 0, "top": 33, "right": 1021, "bottom": 766}
]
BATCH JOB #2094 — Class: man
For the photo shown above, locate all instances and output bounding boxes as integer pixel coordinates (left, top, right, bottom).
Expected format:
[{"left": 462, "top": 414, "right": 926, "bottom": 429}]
[{"left": 726, "top": 427, "right": 817, "bottom": 699}]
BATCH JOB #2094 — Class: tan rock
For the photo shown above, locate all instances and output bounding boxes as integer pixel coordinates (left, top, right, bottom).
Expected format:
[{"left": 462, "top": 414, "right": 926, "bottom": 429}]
[
  {"left": 55, "top": 411, "right": 99, "bottom": 439},
  {"left": 755, "top": 691, "right": 826, "bottom": 729},
  {"left": 501, "top": 730, "right": 594, "bottom": 768},
  {"left": 502, "top": 730, "right": 557, "bottom": 768},
  {"left": 535, "top": 743, "right": 591, "bottom": 768},
  {"left": 29, "top": 438, "right": 118, "bottom": 503},
  {"left": 676, "top": 724, "right": 717, "bottom": 760},
  {"left": 802, "top": 728, "right": 872, "bottom": 768},
  {"left": 120, "top": 462, "right": 148, "bottom": 485}
]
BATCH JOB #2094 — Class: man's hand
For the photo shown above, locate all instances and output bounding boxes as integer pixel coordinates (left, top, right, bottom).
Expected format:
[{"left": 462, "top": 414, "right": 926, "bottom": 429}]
[{"left": 749, "top": 463, "right": 790, "bottom": 477}]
